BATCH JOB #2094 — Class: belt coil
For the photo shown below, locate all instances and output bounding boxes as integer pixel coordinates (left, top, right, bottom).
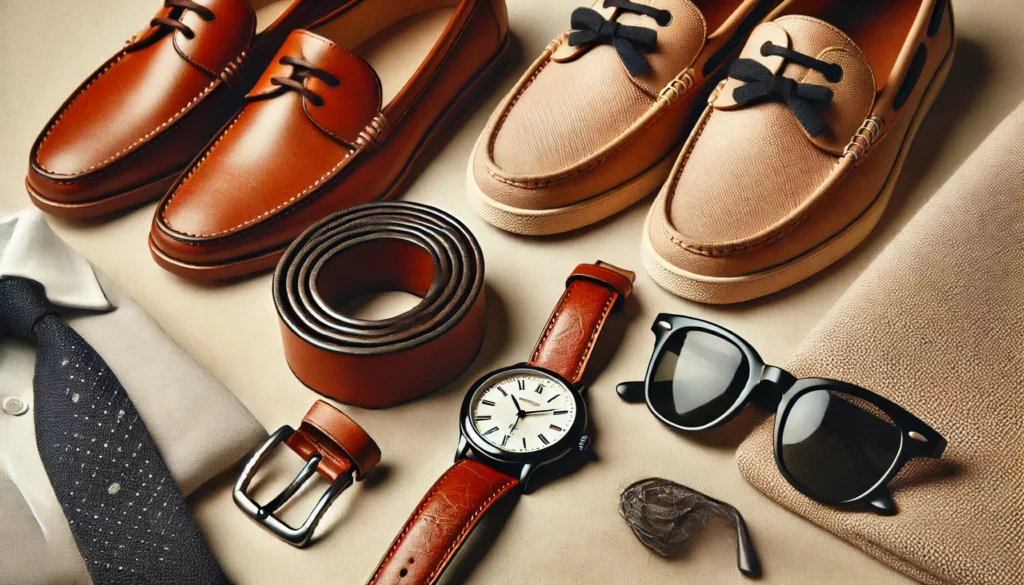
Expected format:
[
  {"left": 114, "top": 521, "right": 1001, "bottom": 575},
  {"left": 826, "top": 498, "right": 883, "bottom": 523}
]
[{"left": 273, "top": 202, "right": 486, "bottom": 408}]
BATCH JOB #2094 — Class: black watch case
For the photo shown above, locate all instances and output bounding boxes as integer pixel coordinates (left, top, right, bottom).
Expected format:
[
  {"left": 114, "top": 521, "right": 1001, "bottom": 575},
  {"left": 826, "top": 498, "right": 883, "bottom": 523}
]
[{"left": 456, "top": 363, "right": 589, "bottom": 493}]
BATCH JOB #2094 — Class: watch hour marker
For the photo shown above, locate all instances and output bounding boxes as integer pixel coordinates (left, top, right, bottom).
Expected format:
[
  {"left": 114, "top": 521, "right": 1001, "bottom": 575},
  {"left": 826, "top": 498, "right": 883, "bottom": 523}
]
[
  {"left": 483, "top": 426, "right": 499, "bottom": 436},
  {"left": 497, "top": 386, "right": 507, "bottom": 396},
  {"left": 475, "top": 415, "right": 491, "bottom": 421},
  {"left": 522, "top": 437, "right": 527, "bottom": 449},
  {"left": 549, "top": 425, "right": 563, "bottom": 432},
  {"left": 517, "top": 379, "right": 526, "bottom": 390},
  {"left": 547, "top": 395, "right": 559, "bottom": 403},
  {"left": 501, "top": 434, "right": 509, "bottom": 447},
  {"left": 535, "top": 384, "right": 544, "bottom": 394},
  {"left": 481, "top": 399, "right": 496, "bottom": 406},
  {"left": 538, "top": 434, "right": 550, "bottom": 445},
  {"left": 554, "top": 410, "right": 569, "bottom": 415}
]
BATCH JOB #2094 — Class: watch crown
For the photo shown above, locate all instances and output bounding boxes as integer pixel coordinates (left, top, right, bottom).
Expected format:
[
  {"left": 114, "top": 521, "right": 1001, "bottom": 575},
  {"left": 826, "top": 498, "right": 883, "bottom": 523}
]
[{"left": 578, "top": 435, "right": 591, "bottom": 452}]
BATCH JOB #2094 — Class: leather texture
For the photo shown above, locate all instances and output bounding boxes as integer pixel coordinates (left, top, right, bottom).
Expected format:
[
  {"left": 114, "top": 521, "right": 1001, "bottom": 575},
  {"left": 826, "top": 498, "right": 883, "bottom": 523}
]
[
  {"left": 150, "top": 0, "right": 511, "bottom": 279},
  {"left": 367, "top": 459, "right": 519, "bottom": 585},
  {"left": 470, "top": 0, "right": 777, "bottom": 223},
  {"left": 737, "top": 99, "right": 1024, "bottom": 585},
  {"left": 273, "top": 202, "right": 486, "bottom": 408},
  {"left": 285, "top": 400, "right": 381, "bottom": 481},
  {"left": 645, "top": 0, "right": 956, "bottom": 294},
  {"left": 26, "top": 0, "right": 340, "bottom": 219},
  {"left": 528, "top": 261, "right": 635, "bottom": 383}
]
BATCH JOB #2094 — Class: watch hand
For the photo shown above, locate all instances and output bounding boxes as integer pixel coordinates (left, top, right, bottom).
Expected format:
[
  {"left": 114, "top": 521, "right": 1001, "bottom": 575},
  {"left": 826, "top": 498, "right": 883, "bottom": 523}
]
[
  {"left": 510, "top": 395, "right": 524, "bottom": 417},
  {"left": 522, "top": 409, "right": 557, "bottom": 416}
]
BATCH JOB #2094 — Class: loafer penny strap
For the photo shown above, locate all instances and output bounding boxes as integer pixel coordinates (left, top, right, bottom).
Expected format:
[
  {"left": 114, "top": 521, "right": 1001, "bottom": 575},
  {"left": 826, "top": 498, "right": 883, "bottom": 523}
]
[
  {"left": 527, "top": 261, "right": 635, "bottom": 384},
  {"left": 367, "top": 459, "right": 518, "bottom": 585}
]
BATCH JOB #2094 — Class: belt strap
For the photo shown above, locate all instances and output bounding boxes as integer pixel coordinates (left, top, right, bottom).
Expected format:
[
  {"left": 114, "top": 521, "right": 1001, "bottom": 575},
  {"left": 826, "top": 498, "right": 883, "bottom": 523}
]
[
  {"left": 285, "top": 400, "right": 382, "bottom": 480},
  {"left": 274, "top": 202, "right": 487, "bottom": 408}
]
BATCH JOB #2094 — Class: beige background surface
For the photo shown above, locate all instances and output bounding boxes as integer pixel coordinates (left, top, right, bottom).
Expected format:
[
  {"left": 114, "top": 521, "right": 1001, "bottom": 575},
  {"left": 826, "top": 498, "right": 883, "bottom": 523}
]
[{"left": 1, "top": 1, "right": 1021, "bottom": 584}]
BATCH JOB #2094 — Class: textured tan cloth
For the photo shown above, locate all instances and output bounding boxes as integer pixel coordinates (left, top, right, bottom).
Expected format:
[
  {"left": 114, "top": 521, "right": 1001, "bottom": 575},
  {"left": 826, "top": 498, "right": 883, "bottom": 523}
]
[{"left": 737, "top": 101, "right": 1024, "bottom": 585}]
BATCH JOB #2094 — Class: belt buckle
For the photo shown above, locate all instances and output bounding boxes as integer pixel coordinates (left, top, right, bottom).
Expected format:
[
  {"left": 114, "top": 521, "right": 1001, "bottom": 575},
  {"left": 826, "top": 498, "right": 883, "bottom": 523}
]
[{"left": 233, "top": 426, "right": 353, "bottom": 548}]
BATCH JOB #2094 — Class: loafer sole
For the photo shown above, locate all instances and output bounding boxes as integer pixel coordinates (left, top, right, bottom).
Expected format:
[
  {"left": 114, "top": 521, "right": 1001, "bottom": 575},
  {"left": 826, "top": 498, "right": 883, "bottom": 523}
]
[{"left": 26, "top": 169, "right": 182, "bottom": 221}]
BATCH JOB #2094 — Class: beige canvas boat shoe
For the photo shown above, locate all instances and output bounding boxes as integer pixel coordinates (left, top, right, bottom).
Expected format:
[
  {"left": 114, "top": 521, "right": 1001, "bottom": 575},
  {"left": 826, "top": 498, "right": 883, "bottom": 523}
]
[{"left": 643, "top": 0, "right": 955, "bottom": 303}]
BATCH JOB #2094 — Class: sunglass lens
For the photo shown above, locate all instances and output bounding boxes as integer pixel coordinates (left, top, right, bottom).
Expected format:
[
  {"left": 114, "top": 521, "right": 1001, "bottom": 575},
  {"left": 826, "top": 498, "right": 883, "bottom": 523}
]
[
  {"left": 649, "top": 330, "right": 749, "bottom": 429},
  {"left": 778, "top": 389, "right": 902, "bottom": 502}
]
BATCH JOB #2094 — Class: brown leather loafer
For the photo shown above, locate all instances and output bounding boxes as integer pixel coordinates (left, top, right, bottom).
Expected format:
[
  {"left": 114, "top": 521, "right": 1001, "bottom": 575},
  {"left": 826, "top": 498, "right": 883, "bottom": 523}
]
[
  {"left": 26, "top": 0, "right": 342, "bottom": 220},
  {"left": 643, "top": 0, "right": 955, "bottom": 303},
  {"left": 467, "top": 0, "right": 777, "bottom": 236},
  {"left": 150, "top": 0, "right": 511, "bottom": 280}
]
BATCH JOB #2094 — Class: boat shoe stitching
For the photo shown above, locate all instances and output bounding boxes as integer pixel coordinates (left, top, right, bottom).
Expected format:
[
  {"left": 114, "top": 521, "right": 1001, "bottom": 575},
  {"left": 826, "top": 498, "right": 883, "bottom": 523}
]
[
  {"left": 485, "top": 55, "right": 681, "bottom": 189},
  {"left": 660, "top": 104, "right": 855, "bottom": 256}
]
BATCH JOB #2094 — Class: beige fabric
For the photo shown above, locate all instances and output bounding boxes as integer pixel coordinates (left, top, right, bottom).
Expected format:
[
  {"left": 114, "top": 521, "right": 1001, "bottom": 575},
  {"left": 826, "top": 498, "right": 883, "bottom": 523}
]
[
  {"left": 490, "top": 44, "right": 654, "bottom": 175},
  {"left": 737, "top": 99, "right": 1024, "bottom": 585},
  {"left": 0, "top": 212, "right": 267, "bottom": 585},
  {"left": 1, "top": 1, "right": 1023, "bottom": 584}
]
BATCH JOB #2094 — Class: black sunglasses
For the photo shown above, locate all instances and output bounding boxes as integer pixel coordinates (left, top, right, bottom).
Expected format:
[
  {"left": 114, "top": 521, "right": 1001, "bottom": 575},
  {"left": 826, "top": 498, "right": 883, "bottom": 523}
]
[{"left": 617, "top": 314, "right": 946, "bottom": 515}]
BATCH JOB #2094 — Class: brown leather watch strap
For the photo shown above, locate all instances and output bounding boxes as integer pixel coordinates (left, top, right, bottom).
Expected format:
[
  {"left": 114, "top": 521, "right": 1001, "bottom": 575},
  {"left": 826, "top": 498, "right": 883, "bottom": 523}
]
[
  {"left": 285, "top": 400, "right": 381, "bottom": 480},
  {"left": 368, "top": 459, "right": 518, "bottom": 585},
  {"left": 274, "top": 202, "right": 486, "bottom": 408},
  {"left": 528, "top": 261, "right": 635, "bottom": 384}
]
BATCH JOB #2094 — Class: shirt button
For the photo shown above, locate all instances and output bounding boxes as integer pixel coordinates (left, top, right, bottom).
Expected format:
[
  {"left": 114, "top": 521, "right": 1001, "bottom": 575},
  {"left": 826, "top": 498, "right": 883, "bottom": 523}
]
[{"left": 3, "top": 397, "right": 29, "bottom": 416}]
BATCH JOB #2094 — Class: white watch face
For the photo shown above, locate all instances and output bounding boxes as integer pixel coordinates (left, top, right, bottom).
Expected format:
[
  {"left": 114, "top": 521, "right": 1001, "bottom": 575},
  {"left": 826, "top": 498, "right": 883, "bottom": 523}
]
[{"left": 469, "top": 370, "right": 577, "bottom": 453}]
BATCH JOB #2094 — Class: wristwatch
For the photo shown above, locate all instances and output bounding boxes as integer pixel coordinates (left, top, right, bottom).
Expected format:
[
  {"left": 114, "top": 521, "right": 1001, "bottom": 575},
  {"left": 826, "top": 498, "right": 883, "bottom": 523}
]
[{"left": 368, "top": 261, "right": 634, "bottom": 585}]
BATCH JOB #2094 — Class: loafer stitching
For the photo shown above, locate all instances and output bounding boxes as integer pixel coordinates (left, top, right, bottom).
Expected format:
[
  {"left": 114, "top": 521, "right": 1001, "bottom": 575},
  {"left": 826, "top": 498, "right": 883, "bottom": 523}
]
[
  {"left": 160, "top": 111, "right": 243, "bottom": 234},
  {"left": 161, "top": 108, "right": 355, "bottom": 238},
  {"left": 34, "top": 50, "right": 126, "bottom": 173},
  {"left": 37, "top": 56, "right": 217, "bottom": 178}
]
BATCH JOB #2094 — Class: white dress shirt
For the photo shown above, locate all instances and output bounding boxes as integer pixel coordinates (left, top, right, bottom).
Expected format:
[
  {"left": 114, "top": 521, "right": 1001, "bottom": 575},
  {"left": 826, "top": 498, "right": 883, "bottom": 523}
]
[{"left": 0, "top": 210, "right": 267, "bottom": 585}]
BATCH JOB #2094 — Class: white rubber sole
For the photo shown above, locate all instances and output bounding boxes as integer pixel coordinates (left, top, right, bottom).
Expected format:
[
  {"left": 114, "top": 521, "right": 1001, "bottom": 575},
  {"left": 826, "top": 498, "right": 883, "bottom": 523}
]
[
  {"left": 642, "top": 41, "right": 955, "bottom": 305},
  {"left": 466, "top": 138, "right": 679, "bottom": 236}
]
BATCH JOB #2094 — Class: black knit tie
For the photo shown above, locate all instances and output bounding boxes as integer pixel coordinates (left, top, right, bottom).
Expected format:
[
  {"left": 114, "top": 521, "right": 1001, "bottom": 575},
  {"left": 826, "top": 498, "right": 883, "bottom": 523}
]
[{"left": 0, "top": 276, "right": 228, "bottom": 585}]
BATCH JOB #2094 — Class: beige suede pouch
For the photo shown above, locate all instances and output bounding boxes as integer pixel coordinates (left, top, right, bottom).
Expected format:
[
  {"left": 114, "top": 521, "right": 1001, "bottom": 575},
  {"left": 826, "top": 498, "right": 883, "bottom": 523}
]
[{"left": 736, "top": 102, "right": 1024, "bottom": 585}]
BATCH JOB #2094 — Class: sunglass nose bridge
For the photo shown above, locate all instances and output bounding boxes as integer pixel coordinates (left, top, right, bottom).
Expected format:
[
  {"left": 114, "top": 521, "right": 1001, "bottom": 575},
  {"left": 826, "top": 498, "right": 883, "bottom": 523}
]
[{"left": 751, "top": 366, "right": 795, "bottom": 410}]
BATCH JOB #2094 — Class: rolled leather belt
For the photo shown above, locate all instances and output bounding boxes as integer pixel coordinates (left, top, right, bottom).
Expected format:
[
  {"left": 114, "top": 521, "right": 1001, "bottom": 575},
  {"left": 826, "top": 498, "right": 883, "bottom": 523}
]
[{"left": 273, "top": 202, "right": 486, "bottom": 408}]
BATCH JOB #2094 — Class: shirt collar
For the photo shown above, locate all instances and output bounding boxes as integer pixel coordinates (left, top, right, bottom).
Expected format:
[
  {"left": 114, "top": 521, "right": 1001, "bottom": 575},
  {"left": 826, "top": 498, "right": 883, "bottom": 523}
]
[{"left": 0, "top": 210, "right": 112, "bottom": 311}]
